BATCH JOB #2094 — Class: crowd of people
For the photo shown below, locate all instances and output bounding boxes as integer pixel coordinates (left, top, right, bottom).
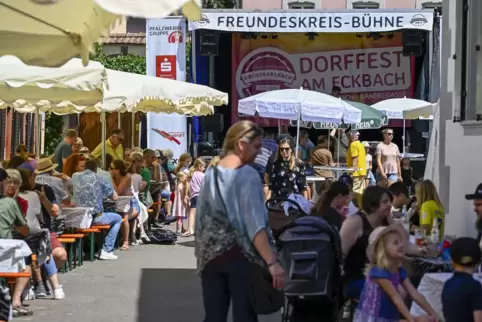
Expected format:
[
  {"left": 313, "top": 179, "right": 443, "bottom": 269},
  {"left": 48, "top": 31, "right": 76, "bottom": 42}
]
[
  {"left": 193, "top": 120, "right": 482, "bottom": 322},
  {"left": 0, "top": 127, "right": 216, "bottom": 319},
  {"left": 2, "top": 120, "right": 482, "bottom": 322}
]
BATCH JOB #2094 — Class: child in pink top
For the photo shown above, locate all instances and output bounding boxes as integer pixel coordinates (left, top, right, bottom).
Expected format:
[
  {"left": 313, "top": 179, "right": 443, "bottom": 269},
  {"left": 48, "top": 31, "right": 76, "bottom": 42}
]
[{"left": 182, "top": 158, "right": 206, "bottom": 237}]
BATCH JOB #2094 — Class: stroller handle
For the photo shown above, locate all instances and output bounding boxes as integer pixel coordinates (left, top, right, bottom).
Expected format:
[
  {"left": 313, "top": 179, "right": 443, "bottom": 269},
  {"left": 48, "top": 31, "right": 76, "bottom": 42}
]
[{"left": 265, "top": 197, "right": 304, "bottom": 214}]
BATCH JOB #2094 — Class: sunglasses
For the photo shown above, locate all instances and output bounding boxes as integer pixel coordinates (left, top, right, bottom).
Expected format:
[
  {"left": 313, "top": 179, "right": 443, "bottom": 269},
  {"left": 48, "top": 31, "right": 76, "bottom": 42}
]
[{"left": 280, "top": 147, "right": 291, "bottom": 152}]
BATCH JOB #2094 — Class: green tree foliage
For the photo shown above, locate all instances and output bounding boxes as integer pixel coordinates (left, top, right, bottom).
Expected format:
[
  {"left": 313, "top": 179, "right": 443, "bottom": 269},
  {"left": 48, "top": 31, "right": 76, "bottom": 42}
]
[
  {"left": 202, "top": 0, "right": 236, "bottom": 8},
  {"left": 44, "top": 113, "right": 64, "bottom": 155}
]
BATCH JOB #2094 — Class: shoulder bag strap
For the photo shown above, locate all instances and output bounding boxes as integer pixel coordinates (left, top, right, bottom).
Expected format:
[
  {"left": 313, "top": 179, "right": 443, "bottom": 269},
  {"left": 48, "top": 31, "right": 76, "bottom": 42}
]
[{"left": 213, "top": 166, "right": 228, "bottom": 213}]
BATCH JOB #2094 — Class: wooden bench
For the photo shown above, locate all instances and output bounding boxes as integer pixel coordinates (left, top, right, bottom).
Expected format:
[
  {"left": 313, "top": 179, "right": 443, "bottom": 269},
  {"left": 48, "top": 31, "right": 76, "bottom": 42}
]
[
  {"left": 0, "top": 271, "right": 32, "bottom": 295},
  {"left": 59, "top": 233, "right": 85, "bottom": 269},
  {"left": 90, "top": 225, "right": 111, "bottom": 258},
  {"left": 77, "top": 228, "right": 100, "bottom": 262},
  {"left": 57, "top": 238, "right": 75, "bottom": 273}
]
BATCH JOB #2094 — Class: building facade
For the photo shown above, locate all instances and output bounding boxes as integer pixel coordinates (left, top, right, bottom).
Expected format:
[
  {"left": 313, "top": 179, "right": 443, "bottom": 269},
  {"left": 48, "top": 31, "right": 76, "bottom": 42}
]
[{"left": 437, "top": 0, "right": 482, "bottom": 238}]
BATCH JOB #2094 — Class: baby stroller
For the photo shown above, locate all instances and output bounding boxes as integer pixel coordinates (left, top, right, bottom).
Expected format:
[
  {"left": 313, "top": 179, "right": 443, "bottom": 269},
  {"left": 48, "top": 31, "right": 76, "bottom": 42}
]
[
  {"left": 274, "top": 215, "right": 343, "bottom": 322},
  {"left": 266, "top": 197, "right": 308, "bottom": 236}
]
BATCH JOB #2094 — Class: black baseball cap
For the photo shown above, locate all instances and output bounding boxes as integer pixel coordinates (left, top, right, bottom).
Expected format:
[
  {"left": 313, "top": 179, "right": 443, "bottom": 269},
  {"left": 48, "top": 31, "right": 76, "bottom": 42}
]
[
  {"left": 0, "top": 169, "right": 7, "bottom": 182},
  {"left": 338, "top": 173, "right": 353, "bottom": 187},
  {"left": 451, "top": 237, "right": 482, "bottom": 267},
  {"left": 465, "top": 183, "right": 482, "bottom": 200}
]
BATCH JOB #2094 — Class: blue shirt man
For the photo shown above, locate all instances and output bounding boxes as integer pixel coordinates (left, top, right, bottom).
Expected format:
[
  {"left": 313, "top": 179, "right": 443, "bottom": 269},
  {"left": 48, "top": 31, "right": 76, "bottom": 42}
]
[
  {"left": 251, "top": 133, "right": 278, "bottom": 182},
  {"left": 72, "top": 160, "right": 121, "bottom": 260}
]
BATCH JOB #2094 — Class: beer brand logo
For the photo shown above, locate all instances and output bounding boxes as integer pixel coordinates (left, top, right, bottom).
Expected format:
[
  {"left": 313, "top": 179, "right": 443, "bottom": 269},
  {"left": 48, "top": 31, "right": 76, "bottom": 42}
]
[
  {"left": 410, "top": 14, "right": 428, "bottom": 27},
  {"left": 235, "top": 47, "right": 296, "bottom": 99},
  {"left": 168, "top": 31, "right": 184, "bottom": 43},
  {"left": 193, "top": 14, "right": 210, "bottom": 27}
]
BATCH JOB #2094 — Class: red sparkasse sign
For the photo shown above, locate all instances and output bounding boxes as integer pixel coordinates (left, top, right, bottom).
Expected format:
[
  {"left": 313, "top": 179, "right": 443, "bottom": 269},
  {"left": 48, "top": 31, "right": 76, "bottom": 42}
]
[{"left": 155, "top": 55, "right": 177, "bottom": 79}]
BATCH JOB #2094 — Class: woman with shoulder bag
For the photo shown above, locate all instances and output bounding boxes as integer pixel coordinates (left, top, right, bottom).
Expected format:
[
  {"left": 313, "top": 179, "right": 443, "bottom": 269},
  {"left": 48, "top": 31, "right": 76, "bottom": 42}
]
[{"left": 195, "top": 120, "right": 285, "bottom": 322}]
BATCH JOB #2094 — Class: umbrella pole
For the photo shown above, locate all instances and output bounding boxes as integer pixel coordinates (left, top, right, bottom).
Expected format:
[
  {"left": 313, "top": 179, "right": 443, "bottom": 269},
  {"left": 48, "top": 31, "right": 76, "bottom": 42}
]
[
  {"left": 337, "top": 130, "right": 340, "bottom": 165},
  {"left": 403, "top": 118, "right": 406, "bottom": 155},
  {"left": 118, "top": 111, "right": 121, "bottom": 128},
  {"left": 101, "top": 112, "right": 106, "bottom": 168},
  {"left": 295, "top": 115, "right": 300, "bottom": 156},
  {"left": 131, "top": 112, "right": 135, "bottom": 149},
  {"left": 36, "top": 107, "right": 41, "bottom": 157}
]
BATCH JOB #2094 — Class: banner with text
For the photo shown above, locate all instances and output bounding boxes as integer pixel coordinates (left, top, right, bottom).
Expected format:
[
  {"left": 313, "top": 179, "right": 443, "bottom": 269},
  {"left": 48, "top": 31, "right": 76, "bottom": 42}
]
[
  {"left": 189, "top": 11, "right": 434, "bottom": 33},
  {"left": 232, "top": 32, "right": 415, "bottom": 126},
  {"left": 146, "top": 17, "right": 187, "bottom": 159}
]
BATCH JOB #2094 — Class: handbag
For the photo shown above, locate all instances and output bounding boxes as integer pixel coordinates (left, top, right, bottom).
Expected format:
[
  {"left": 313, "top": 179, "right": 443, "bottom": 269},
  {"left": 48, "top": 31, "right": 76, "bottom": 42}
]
[{"left": 213, "top": 167, "right": 284, "bottom": 315}]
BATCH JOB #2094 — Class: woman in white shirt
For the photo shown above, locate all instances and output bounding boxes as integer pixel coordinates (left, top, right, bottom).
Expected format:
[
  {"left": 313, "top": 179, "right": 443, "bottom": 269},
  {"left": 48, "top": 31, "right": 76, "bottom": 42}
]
[{"left": 17, "top": 170, "right": 42, "bottom": 230}]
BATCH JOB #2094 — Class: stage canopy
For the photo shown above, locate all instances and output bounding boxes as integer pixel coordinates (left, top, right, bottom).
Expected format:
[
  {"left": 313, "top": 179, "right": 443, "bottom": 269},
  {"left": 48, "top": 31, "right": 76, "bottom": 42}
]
[{"left": 188, "top": 9, "right": 435, "bottom": 33}]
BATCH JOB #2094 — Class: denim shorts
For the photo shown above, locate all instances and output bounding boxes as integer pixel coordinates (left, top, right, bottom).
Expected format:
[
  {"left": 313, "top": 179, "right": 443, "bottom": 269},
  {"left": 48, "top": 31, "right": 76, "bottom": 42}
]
[
  {"left": 161, "top": 190, "right": 171, "bottom": 199},
  {"left": 42, "top": 257, "right": 58, "bottom": 277},
  {"left": 190, "top": 195, "right": 198, "bottom": 208},
  {"left": 376, "top": 172, "right": 398, "bottom": 182}
]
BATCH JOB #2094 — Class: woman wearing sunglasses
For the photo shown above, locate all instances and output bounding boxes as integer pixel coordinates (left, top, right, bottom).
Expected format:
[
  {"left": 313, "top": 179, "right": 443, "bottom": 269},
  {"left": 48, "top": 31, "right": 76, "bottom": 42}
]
[{"left": 266, "top": 135, "right": 308, "bottom": 200}]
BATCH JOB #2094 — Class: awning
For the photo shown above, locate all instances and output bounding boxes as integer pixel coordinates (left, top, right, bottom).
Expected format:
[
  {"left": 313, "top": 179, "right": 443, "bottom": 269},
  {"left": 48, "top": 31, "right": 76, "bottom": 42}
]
[{"left": 188, "top": 9, "right": 434, "bottom": 33}]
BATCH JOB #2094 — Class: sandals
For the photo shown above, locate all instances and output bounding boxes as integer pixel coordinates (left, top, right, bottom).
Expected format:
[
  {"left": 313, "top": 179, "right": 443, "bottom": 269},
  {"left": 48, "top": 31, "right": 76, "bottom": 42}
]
[
  {"left": 181, "top": 230, "right": 194, "bottom": 237},
  {"left": 12, "top": 305, "right": 34, "bottom": 317},
  {"left": 120, "top": 244, "right": 129, "bottom": 251}
]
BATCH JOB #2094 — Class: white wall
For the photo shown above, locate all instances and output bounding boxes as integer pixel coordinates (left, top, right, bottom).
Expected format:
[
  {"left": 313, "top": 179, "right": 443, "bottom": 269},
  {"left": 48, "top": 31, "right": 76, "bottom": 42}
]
[
  {"left": 439, "top": 0, "right": 482, "bottom": 238},
  {"left": 443, "top": 121, "right": 482, "bottom": 237}
]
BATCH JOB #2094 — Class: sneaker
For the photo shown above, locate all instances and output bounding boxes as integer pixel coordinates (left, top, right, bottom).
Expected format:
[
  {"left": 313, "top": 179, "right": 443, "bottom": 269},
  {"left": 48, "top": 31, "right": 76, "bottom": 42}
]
[
  {"left": 99, "top": 250, "right": 118, "bottom": 260},
  {"left": 140, "top": 234, "right": 151, "bottom": 243},
  {"left": 34, "top": 284, "right": 47, "bottom": 299},
  {"left": 25, "top": 287, "right": 36, "bottom": 301},
  {"left": 130, "top": 240, "right": 140, "bottom": 246},
  {"left": 153, "top": 222, "right": 163, "bottom": 228},
  {"left": 53, "top": 287, "right": 65, "bottom": 300}
]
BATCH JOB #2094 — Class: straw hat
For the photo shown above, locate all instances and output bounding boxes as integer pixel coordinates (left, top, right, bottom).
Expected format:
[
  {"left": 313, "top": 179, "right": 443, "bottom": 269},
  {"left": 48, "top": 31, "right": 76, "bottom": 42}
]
[
  {"left": 362, "top": 141, "right": 370, "bottom": 148},
  {"left": 35, "top": 157, "right": 58, "bottom": 174},
  {"left": 366, "top": 223, "right": 406, "bottom": 264}
]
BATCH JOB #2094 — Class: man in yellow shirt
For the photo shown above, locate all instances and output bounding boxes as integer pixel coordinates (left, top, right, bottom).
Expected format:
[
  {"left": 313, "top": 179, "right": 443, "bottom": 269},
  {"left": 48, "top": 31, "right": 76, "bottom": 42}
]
[
  {"left": 346, "top": 130, "right": 367, "bottom": 199},
  {"left": 91, "top": 128, "right": 125, "bottom": 162}
]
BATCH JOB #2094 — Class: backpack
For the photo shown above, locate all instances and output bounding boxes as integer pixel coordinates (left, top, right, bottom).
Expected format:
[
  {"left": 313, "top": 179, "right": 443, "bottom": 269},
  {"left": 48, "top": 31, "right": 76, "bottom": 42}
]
[
  {"left": 146, "top": 229, "right": 177, "bottom": 245},
  {"left": 277, "top": 216, "right": 342, "bottom": 300}
]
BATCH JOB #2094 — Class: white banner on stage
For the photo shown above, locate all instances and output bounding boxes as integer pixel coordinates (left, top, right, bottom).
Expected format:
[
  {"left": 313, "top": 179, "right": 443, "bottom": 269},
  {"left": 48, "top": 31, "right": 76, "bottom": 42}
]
[
  {"left": 146, "top": 17, "right": 187, "bottom": 160},
  {"left": 189, "top": 10, "right": 434, "bottom": 33}
]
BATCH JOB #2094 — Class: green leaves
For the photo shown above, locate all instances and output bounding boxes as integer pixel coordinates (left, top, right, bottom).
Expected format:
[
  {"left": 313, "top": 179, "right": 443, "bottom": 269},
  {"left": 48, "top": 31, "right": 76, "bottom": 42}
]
[
  {"left": 90, "top": 42, "right": 146, "bottom": 75},
  {"left": 202, "top": 0, "right": 236, "bottom": 8},
  {"left": 44, "top": 113, "right": 64, "bottom": 155}
]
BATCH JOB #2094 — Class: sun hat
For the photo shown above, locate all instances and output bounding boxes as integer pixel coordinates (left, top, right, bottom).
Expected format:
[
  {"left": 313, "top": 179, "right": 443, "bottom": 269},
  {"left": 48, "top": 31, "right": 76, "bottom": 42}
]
[
  {"left": 366, "top": 223, "right": 406, "bottom": 264},
  {"left": 362, "top": 141, "right": 370, "bottom": 148},
  {"left": 35, "top": 157, "right": 58, "bottom": 175},
  {"left": 450, "top": 237, "right": 482, "bottom": 267},
  {"left": 74, "top": 138, "right": 83, "bottom": 145},
  {"left": 79, "top": 146, "right": 89, "bottom": 153},
  {"left": 465, "top": 183, "right": 482, "bottom": 200}
]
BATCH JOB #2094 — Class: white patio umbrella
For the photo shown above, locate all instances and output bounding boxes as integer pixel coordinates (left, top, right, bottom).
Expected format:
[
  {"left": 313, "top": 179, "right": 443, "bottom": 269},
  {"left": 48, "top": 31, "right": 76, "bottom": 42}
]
[
  {"left": 0, "top": 55, "right": 108, "bottom": 155},
  {"left": 0, "top": 0, "right": 119, "bottom": 67},
  {"left": 238, "top": 88, "right": 361, "bottom": 151},
  {"left": 95, "top": 0, "right": 202, "bottom": 20},
  {"left": 372, "top": 97, "right": 435, "bottom": 153}
]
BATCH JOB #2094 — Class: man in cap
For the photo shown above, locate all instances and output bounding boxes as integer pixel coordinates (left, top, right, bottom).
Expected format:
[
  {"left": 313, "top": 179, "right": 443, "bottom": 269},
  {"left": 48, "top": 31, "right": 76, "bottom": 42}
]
[
  {"left": 442, "top": 237, "right": 482, "bottom": 322},
  {"left": 346, "top": 130, "right": 367, "bottom": 203},
  {"left": 466, "top": 183, "right": 482, "bottom": 245}
]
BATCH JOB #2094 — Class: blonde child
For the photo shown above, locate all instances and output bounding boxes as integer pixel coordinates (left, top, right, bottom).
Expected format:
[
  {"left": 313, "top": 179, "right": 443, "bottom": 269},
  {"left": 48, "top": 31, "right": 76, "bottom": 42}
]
[
  {"left": 173, "top": 172, "right": 189, "bottom": 235},
  {"left": 182, "top": 158, "right": 206, "bottom": 237},
  {"left": 354, "top": 224, "right": 437, "bottom": 322},
  {"left": 173, "top": 153, "right": 192, "bottom": 175}
]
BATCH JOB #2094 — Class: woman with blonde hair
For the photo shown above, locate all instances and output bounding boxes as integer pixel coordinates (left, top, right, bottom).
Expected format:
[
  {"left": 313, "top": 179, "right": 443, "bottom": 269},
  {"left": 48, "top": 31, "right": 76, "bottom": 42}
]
[
  {"left": 416, "top": 179, "right": 445, "bottom": 241},
  {"left": 208, "top": 156, "right": 220, "bottom": 168},
  {"left": 162, "top": 149, "right": 175, "bottom": 172},
  {"left": 195, "top": 120, "right": 284, "bottom": 321},
  {"left": 182, "top": 158, "right": 205, "bottom": 237},
  {"left": 266, "top": 135, "right": 308, "bottom": 200}
]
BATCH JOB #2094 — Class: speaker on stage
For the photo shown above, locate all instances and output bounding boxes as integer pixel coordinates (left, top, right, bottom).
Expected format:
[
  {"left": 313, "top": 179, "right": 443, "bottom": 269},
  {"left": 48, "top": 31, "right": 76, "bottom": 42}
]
[
  {"left": 402, "top": 30, "right": 425, "bottom": 57},
  {"left": 200, "top": 30, "right": 220, "bottom": 56},
  {"left": 200, "top": 114, "right": 224, "bottom": 132}
]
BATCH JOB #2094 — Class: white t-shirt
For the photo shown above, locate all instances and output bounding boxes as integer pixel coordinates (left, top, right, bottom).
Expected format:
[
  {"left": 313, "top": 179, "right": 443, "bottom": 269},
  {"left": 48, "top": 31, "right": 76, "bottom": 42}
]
[
  {"left": 347, "top": 201, "right": 358, "bottom": 216},
  {"left": 19, "top": 191, "right": 42, "bottom": 230},
  {"left": 131, "top": 173, "right": 142, "bottom": 194}
]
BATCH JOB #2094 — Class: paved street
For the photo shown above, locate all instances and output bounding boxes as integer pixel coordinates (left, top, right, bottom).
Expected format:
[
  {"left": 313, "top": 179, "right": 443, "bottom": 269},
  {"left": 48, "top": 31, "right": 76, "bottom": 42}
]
[{"left": 16, "top": 232, "right": 281, "bottom": 322}]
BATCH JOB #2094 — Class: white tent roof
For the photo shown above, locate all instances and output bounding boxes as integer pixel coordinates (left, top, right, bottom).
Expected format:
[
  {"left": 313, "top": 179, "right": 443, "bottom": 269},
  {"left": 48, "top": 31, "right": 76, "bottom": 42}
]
[{"left": 0, "top": 56, "right": 107, "bottom": 112}]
